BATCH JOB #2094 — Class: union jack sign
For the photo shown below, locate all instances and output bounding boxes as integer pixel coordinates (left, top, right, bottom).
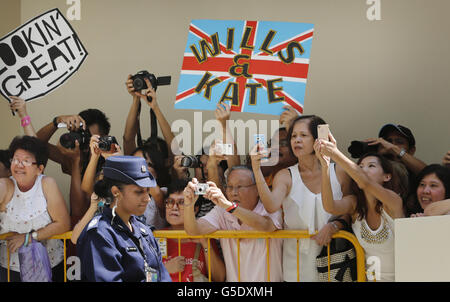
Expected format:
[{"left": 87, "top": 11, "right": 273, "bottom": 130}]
[{"left": 175, "top": 20, "right": 314, "bottom": 116}]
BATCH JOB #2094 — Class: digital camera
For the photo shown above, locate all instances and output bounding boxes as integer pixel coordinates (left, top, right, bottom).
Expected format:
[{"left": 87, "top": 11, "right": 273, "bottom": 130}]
[
  {"left": 130, "top": 70, "right": 171, "bottom": 101},
  {"left": 98, "top": 136, "right": 118, "bottom": 152},
  {"left": 195, "top": 183, "right": 209, "bottom": 195},
  {"left": 59, "top": 129, "right": 90, "bottom": 150},
  {"left": 181, "top": 155, "right": 202, "bottom": 168}
]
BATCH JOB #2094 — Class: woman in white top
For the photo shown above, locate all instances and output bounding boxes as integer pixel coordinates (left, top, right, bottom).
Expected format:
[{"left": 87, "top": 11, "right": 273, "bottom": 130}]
[
  {"left": 0, "top": 136, "right": 70, "bottom": 282},
  {"left": 315, "top": 132, "right": 404, "bottom": 282},
  {"left": 251, "top": 115, "right": 353, "bottom": 282}
]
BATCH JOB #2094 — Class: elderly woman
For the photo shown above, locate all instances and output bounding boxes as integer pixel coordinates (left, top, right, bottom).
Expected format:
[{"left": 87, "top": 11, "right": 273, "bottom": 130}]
[{"left": 0, "top": 136, "right": 70, "bottom": 282}]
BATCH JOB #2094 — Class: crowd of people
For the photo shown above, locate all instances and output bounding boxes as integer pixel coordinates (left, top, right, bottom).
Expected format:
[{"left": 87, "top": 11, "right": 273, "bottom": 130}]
[{"left": 0, "top": 77, "right": 449, "bottom": 282}]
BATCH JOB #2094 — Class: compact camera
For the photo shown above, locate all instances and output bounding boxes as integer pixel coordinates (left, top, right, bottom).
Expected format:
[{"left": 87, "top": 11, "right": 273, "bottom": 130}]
[
  {"left": 130, "top": 70, "right": 171, "bottom": 102},
  {"left": 98, "top": 136, "right": 118, "bottom": 152},
  {"left": 195, "top": 183, "right": 209, "bottom": 195}
]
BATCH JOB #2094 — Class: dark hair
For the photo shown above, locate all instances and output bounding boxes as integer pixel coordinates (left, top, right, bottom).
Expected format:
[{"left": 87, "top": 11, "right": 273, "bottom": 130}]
[
  {"left": 142, "top": 137, "right": 169, "bottom": 160},
  {"left": 78, "top": 109, "right": 111, "bottom": 136},
  {"left": 287, "top": 115, "right": 327, "bottom": 156},
  {"left": 0, "top": 149, "right": 11, "bottom": 170},
  {"left": 352, "top": 153, "right": 402, "bottom": 220},
  {"left": 93, "top": 176, "right": 127, "bottom": 205},
  {"left": 132, "top": 146, "right": 171, "bottom": 187},
  {"left": 167, "top": 178, "right": 190, "bottom": 196},
  {"left": 8, "top": 136, "right": 49, "bottom": 167},
  {"left": 415, "top": 164, "right": 450, "bottom": 203},
  {"left": 166, "top": 178, "right": 203, "bottom": 208}
]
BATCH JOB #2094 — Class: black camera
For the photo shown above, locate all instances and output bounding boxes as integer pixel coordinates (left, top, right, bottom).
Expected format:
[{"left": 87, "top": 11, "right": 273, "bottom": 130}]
[
  {"left": 130, "top": 70, "right": 171, "bottom": 102},
  {"left": 348, "top": 140, "right": 378, "bottom": 159},
  {"left": 98, "top": 136, "right": 118, "bottom": 152},
  {"left": 181, "top": 155, "right": 202, "bottom": 168},
  {"left": 59, "top": 129, "right": 90, "bottom": 150}
]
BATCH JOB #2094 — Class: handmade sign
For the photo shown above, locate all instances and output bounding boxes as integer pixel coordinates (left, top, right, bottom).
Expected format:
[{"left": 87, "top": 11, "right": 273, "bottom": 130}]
[
  {"left": 175, "top": 20, "right": 314, "bottom": 115},
  {"left": 0, "top": 8, "right": 88, "bottom": 102}
]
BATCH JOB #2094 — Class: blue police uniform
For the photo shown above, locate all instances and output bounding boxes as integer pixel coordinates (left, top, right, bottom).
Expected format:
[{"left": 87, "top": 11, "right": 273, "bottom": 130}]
[
  {"left": 76, "top": 155, "right": 171, "bottom": 282},
  {"left": 77, "top": 207, "right": 171, "bottom": 282}
]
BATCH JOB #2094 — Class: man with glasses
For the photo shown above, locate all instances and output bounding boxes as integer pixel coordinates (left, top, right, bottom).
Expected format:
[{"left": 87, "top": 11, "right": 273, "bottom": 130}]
[{"left": 183, "top": 166, "right": 283, "bottom": 282}]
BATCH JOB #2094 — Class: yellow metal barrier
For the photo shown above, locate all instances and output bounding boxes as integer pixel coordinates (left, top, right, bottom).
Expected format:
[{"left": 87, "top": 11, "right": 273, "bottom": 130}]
[
  {"left": 153, "top": 229, "right": 366, "bottom": 282},
  {"left": 0, "top": 230, "right": 366, "bottom": 282},
  {"left": 0, "top": 231, "right": 72, "bottom": 282}
]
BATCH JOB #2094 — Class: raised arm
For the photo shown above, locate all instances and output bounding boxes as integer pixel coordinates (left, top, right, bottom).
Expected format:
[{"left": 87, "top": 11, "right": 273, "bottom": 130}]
[
  {"left": 139, "top": 78, "right": 177, "bottom": 157},
  {"left": 183, "top": 178, "right": 218, "bottom": 235},
  {"left": 215, "top": 103, "right": 240, "bottom": 168},
  {"left": 71, "top": 192, "right": 99, "bottom": 244},
  {"left": 9, "top": 96, "right": 37, "bottom": 137},
  {"left": 365, "top": 137, "right": 426, "bottom": 176},
  {"left": 36, "top": 114, "right": 87, "bottom": 175},
  {"left": 205, "top": 181, "right": 278, "bottom": 232},
  {"left": 314, "top": 139, "right": 356, "bottom": 216},
  {"left": 319, "top": 133, "right": 403, "bottom": 218},
  {"left": 123, "top": 75, "right": 142, "bottom": 155},
  {"left": 250, "top": 144, "right": 290, "bottom": 213}
]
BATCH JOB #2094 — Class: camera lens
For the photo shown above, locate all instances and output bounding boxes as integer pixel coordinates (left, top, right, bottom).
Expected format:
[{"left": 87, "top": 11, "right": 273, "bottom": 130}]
[
  {"left": 133, "top": 78, "right": 145, "bottom": 91},
  {"left": 181, "top": 155, "right": 200, "bottom": 168},
  {"left": 60, "top": 132, "right": 82, "bottom": 149}
]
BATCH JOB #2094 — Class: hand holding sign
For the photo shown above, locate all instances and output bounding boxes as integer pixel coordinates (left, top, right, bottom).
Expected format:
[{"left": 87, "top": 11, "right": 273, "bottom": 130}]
[{"left": 9, "top": 96, "right": 28, "bottom": 118}]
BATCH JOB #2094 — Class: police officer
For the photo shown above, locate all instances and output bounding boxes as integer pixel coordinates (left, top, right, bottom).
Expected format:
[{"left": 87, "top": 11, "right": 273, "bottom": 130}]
[{"left": 77, "top": 156, "right": 171, "bottom": 281}]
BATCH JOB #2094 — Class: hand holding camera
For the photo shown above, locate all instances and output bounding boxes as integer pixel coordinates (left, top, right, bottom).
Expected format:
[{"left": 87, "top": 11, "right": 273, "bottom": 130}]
[
  {"left": 194, "top": 183, "right": 209, "bottom": 195},
  {"left": 183, "top": 178, "right": 200, "bottom": 207},
  {"left": 203, "top": 181, "right": 231, "bottom": 209}
]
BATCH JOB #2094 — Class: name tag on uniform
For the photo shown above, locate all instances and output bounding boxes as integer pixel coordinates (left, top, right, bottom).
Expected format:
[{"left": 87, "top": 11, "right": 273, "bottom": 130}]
[
  {"left": 126, "top": 247, "right": 138, "bottom": 252},
  {"left": 156, "top": 238, "right": 167, "bottom": 258}
]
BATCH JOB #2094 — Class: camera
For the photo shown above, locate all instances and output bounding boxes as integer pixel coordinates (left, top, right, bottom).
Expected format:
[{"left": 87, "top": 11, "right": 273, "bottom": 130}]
[
  {"left": 216, "top": 143, "right": 233, "bottom": 155},
  {"left": 59, "top": 129, "right": 90, "bottom": 150},
  {"left": 98, "top": 136, "right": 118, "bottom": 152},
  {"left": 348, "top": 140, "right": 378, "bottom": 159},
  {"left": 195, "top": 183, "right": 209, "bottom": 195},
  {"left": 130, "top": 70, "right": 171, "bottom": 102},
  {"left": 181, "top": 155, "right": 202, "bottom": 168}
]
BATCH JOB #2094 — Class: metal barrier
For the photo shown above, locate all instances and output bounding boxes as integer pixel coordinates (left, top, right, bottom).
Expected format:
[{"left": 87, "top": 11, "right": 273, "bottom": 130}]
[
  {"left": 0, "top": 231, "right": 72, "bottom": 282},
  {"left": 153, "top": 229, "right": 366, "bottom": 282},
  {"left": 0, "top": 229, "right": 366, "bottom": 282}
]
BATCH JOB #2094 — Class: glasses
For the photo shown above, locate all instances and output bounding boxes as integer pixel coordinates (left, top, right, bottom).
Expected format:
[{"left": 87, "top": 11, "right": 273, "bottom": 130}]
[
  {"left": 165, "top": 198, "right": 184, "bottom": 209},
  {"left": 225, "top": 183, "right": 256, "bottom": 193},
  {"left": 10, "top": 158, "right": 37, "bottom": 167}
]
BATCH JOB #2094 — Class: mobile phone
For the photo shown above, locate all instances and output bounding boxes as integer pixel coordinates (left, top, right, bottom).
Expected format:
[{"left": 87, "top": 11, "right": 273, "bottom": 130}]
[
  {"left": 254, "top": 134, "right": 269, "bottom": 162},
  {"left": 317, "top": 124, "right": 330, "bottom": 141},
  {"left": 216, "top": 143, "right": 233, "bottom": 155}
]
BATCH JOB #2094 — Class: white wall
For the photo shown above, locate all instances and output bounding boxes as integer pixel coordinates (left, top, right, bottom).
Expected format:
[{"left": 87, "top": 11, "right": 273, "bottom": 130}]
[{"left": 1, "top": 0, "right": 449, "bottom": 203}]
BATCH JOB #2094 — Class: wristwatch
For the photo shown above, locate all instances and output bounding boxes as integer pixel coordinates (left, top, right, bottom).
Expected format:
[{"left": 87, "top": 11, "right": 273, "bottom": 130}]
[
  {"left": 398, "top": 148, "right": 406, "bottom": 158},
  {"left": 31, "top": 231, "right": 38, "bottom": 241}
]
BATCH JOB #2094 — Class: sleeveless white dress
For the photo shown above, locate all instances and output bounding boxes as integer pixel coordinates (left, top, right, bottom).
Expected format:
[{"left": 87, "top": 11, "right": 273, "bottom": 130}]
[
  {"left": 352, "top": 208, "right": 395, "bottom": 282},
  {"left": 282, "top": 163, "right": 343, "bottom": 282},
  {"left": 0, "top": 175, "right": 64, "bottom": 272}
]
